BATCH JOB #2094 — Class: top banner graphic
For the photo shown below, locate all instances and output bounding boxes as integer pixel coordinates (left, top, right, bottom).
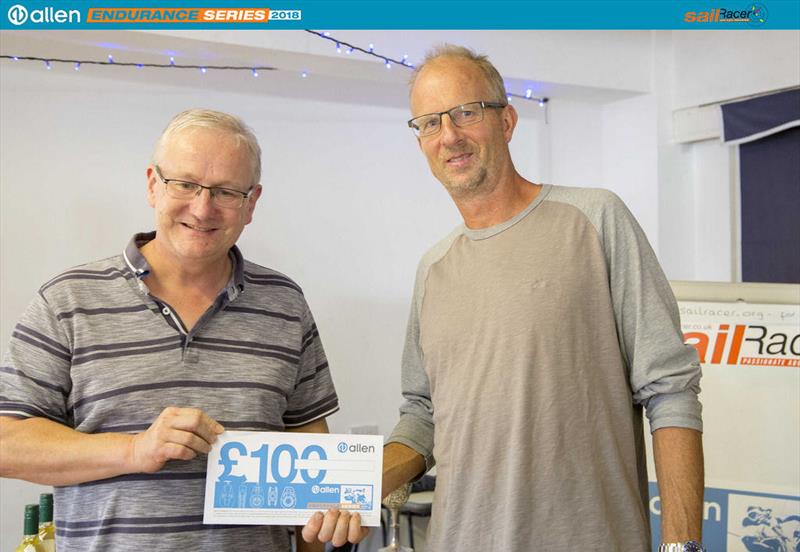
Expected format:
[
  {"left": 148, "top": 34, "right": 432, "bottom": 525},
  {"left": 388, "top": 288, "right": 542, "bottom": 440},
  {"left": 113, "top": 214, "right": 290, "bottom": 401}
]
[{"left": 2, "top": 1, "right": 799, "bottom": 30}]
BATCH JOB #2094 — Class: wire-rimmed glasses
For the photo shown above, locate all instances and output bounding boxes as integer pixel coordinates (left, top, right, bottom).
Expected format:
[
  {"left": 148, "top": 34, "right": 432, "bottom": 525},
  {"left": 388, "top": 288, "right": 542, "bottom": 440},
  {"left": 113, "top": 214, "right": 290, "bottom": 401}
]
[
  {"left": 407, "top": 100, "right": 507, "bottom": 138},
  {"left": 154, "top": 165, "right": 253, "bottom": 209}
]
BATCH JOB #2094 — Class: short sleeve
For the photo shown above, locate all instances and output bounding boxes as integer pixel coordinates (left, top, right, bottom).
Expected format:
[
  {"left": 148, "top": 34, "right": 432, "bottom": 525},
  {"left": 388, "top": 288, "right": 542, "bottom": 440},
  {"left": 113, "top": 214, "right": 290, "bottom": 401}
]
[
  {"left": 281, "top": 302, "right": 338, "bottom": 427},
  {"left": 1, "top": 292, "right": 73, "bottom": 424}
]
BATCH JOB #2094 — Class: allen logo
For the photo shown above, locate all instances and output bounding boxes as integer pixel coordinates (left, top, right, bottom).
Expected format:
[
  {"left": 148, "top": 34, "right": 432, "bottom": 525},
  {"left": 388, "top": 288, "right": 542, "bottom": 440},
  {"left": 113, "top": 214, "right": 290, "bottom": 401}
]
[
  {"left": 7, "top": 4, "right": 27, "bottom": 25},
  {"left": 7, "top": 4, "right": 81, "bottom": 25},
  {"left": 337, "top": 441, "right": 376, "bottom": 454}
]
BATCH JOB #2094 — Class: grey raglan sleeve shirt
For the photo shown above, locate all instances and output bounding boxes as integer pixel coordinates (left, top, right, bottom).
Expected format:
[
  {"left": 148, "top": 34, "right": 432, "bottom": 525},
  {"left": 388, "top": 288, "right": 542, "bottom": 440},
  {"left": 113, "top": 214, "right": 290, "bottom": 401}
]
[
  {"left": 386, "top": 186, "right": 702, "bottom": 470},
  {"left": 385, "top": 258, "right": 438, "bottom": 471},
  {"left": 574, "top": 188, "right": 702, "bottom": 432}
]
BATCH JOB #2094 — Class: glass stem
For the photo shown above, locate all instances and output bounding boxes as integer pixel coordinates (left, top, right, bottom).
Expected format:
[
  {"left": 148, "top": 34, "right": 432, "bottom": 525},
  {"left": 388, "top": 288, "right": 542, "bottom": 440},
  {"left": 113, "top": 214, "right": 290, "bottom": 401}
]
[{"left": 389, "top": 507, "right": 401, "bottom": 547}]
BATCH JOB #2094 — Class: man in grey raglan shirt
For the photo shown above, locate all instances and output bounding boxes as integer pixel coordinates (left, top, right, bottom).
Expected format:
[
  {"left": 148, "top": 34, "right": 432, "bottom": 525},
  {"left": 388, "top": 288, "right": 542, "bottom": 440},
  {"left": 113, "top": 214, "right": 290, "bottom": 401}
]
[
  {"left": 371, "top": 46, "right": 706, "bottom": 551},
  {"left": 0, "top": 109, "right": 362, "bottom": 551}
]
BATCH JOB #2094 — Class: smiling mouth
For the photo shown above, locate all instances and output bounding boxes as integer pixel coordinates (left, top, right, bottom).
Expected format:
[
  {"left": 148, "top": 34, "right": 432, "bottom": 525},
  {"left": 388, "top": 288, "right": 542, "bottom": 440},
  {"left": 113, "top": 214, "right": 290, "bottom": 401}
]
[
  {"left": 446, "top": 152, "right": 473, "bottom": 166},
  {"left": 181, "top": 222, "right": 218, "bottom": 233},
  {"left": 445, "top": 153, "right": 472, "bottom": 169}
]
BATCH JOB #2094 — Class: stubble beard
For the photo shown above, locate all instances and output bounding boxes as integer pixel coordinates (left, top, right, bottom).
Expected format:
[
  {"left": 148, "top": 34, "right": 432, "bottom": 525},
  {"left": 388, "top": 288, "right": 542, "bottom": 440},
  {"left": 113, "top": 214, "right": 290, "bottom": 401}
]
[{"left": 441, "top": 166, "right": 496, "bottom": 200}]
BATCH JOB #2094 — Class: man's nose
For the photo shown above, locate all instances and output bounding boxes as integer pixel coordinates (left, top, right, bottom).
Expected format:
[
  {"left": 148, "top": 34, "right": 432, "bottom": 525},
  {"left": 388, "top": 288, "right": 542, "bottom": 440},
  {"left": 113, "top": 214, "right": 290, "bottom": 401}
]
[
  {"left": 189, "top": 187, "right": 217, "bottom": 215},
  {"left": 439, "top": 114, "right": 464, "bottom": 145}
]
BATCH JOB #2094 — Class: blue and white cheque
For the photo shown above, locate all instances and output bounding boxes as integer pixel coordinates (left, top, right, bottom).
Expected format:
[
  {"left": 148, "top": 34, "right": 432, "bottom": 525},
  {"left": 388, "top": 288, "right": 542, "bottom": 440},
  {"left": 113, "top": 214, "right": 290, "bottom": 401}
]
[{"left": 203, "top": 431, "right": 383, "bottom": 526}]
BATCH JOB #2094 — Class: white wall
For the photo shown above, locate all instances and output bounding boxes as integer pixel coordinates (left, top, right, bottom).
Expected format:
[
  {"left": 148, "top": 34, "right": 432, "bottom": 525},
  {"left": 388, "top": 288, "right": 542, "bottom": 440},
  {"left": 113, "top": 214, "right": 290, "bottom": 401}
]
[
  {"left": 546, "top": 99, "right": 603, "bottom": 188},
  {"left": 671, "top": 30, "right": 800, "bottom": 109},
  {"left": 601, "top": 94, "right": 660, "bottom": 251},
  {"left": 690, "top": 140, "right": 735, "bottom": 281}
]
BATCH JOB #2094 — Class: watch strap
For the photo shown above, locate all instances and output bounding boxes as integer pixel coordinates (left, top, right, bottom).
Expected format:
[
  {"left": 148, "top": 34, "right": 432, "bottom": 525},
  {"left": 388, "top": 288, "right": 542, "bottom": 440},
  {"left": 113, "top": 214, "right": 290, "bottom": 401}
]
[{"left": 658, "top": 542, "right": 706, "bottom": 552}]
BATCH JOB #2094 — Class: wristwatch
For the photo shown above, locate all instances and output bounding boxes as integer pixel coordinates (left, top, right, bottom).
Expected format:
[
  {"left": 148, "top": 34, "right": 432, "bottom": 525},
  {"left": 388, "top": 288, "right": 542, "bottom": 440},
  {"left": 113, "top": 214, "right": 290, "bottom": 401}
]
[{"left": 658, "top": 542, "right": 706, "bottom": 552}]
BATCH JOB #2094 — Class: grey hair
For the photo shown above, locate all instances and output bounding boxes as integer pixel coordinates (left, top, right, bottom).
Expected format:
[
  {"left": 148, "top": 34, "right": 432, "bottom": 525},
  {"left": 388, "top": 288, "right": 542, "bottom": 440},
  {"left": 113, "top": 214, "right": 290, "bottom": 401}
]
[
  {"left": 409, "top": 44, "right": 507, "bottom": 103},
  {"left": 152, "top": 109, "right": 262, "bottom": 186}
]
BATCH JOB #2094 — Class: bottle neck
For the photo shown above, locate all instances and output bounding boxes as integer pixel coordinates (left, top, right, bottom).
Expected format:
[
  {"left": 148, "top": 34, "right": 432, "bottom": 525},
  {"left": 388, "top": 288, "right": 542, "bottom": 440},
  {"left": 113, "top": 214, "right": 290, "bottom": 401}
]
[
  {"left": 23, "top": 508, "right": 39, "bottom": 536},
  {"left": 39, "top": 495, "right": 53, "bottom": 524}
]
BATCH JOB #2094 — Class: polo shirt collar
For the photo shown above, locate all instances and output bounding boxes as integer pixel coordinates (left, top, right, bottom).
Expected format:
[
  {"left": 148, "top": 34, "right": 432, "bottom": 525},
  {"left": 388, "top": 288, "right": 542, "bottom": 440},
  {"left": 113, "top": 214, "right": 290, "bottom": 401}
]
[{"left": 122, "top": 232, "right": 246, "bottom": 294}]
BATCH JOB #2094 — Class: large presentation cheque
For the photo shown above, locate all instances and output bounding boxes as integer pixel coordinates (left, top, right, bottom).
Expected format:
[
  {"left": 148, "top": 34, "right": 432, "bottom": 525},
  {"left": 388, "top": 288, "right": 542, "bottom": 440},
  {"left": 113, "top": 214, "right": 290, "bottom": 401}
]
[{"left": 204, "top": 431, "right": 384, "bottom": 526}]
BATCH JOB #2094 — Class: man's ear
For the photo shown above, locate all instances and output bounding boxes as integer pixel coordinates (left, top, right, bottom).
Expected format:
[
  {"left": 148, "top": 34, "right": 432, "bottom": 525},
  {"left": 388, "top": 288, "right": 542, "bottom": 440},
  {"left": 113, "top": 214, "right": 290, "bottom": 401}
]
[
  {"left": 243, "top": 184, "right": 263, "bottom": 225},
  {"left": 146, "top": 165, "right": 158, "bottom": 208},
  {"left": 502, "top": 104, "right": 519, "bottom": 143}
]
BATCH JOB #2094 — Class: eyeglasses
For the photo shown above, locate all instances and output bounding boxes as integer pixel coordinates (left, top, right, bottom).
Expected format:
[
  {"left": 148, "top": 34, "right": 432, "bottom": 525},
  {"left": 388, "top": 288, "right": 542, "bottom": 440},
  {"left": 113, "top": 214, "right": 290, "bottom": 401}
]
[
  {"left": 407, "top": 101, "right": 507, "bottom": 138},
  {"left": 154, "top": 166, "right": 253, "bottom": 209}
]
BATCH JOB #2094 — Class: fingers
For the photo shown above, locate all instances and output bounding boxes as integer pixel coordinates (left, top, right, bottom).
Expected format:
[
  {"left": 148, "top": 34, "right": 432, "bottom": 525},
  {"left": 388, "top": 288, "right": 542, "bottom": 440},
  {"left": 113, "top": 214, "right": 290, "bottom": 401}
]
[
  {"left": 349, "top": 513, "right": 369, "bottom": 543},
  {"left": 154, "top": 408, "right": 223, "bottom": 456},
  {"left": 331, "top": 510, "right": 352, "bottom": 547},
  {"left": 165, "top": 407, "right": 224, "bottom": 444},
  {"left": 303, "top": 510, "right": 369, "bottom": 546},
  {"left": 301, "top": 512, "right": 323, "bottom": 543},
  {"left": 315, "top": 509, "right": 338, "bottom": 543},
  {"left": 132, "top": 407, "right": 224, "bottom": 472},
  {"left": 160, "top": 441, "right": 198, "bottom": 462},
  {"left": 161, "top": 428, "right": 213, "bottom": 455}
]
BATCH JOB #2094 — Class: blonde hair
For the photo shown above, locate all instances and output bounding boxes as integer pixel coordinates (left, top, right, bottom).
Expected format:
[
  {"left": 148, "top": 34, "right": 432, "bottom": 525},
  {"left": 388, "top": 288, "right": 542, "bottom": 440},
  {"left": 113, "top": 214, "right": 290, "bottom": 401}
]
[
  {"left": 153, "top": 109, "right": 262, "bottom": 186},
  {"left": 409, "top": 44, "right": 507, "bottom": 103}
]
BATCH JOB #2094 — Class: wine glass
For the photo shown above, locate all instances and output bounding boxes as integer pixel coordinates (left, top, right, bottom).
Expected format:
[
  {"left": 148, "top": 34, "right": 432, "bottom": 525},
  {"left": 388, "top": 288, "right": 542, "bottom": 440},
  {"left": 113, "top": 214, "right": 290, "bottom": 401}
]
[{"left": 377, "top": 483, "right": 413, "bottom": 552}]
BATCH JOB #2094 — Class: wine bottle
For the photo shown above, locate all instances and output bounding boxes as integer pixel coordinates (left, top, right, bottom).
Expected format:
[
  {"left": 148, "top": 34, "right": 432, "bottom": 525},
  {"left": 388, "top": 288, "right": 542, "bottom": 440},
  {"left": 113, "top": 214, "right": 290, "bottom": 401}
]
[
  {"left": 38, "top": 494, "right": 56, "bottom": 552},
  {"left": 15, "top": 504, "right": 46, "bottom": 552}
]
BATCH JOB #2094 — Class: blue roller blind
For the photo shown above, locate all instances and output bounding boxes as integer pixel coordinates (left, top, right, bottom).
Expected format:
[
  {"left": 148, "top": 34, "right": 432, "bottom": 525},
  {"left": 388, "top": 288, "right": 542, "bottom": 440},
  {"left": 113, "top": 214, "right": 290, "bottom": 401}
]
[{"left": 721, "top": 89, "right": 800, "bottom": 284}]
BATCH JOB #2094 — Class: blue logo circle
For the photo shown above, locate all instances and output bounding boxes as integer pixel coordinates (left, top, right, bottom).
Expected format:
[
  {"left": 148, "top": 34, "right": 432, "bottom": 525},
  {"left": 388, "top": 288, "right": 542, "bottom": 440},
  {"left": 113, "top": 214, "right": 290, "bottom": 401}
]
[
  {"left": 7, "top": 4, "right": 28, "bottom": 25},
  {"left": 748, "top": 3, "right": 768, "bottom": 26},
  {"left": 337, "top": 442, "right": 348, "bottom": 453}
]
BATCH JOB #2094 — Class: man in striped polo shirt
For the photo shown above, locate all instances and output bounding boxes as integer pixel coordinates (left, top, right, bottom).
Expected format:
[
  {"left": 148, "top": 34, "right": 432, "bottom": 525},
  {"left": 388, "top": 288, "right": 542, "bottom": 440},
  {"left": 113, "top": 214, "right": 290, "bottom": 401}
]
[{"left": 0, "top": 109, "right": 357, "bottom": 551}]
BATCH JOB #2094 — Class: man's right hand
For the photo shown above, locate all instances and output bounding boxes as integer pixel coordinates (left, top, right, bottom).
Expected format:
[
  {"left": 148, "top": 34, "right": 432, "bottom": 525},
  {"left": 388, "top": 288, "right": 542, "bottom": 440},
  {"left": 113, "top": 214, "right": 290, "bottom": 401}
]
[{"left": 129, "top": 407, "right": 224, "bottom": 473}]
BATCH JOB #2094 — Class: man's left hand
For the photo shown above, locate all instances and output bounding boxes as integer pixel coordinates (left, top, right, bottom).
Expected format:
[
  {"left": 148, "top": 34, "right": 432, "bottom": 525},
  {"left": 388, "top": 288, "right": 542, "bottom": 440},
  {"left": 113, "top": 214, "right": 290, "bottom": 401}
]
[{"left": 301, "top": 509, "right": 370, "bottom": 548}]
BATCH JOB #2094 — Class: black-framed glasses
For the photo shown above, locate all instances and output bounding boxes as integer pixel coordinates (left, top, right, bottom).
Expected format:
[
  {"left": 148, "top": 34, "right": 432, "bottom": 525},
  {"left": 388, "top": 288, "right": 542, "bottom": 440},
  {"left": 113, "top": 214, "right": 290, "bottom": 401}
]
[
  {"left": 407, "top": 100, "right": 507, "bottom": 138},
  {"left": 154, "top": 166, "right": 253, "bottom": 209}
]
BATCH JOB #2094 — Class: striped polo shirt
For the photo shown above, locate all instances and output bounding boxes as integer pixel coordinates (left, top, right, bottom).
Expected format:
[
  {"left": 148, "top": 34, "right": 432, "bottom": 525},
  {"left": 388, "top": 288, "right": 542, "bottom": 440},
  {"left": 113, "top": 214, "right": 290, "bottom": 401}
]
[{"left": 1, "top": 232, "right": 339, "bottom": 551}]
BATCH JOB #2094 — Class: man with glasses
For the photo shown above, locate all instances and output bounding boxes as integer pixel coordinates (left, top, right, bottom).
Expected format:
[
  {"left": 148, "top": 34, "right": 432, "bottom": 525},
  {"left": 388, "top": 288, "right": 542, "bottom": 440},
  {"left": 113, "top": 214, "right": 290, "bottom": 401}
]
[
  {"left": 0, "top": 109, "right": 351, "bottom": 551},
  {"left": 365, "top": 45, "right": 705, "bottom": 551}
]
